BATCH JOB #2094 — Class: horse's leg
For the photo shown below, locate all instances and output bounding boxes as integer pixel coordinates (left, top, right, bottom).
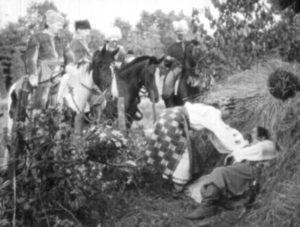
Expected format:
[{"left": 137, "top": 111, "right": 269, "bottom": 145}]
[
  {"left": 0, "top": 85, "right": 15, "bottom": 172},
  {"left": 7, "top": 83, "right": 17, "bottom": 135},
  {"left": 176, "top": 76, "right": 189, "bottom": 106}
]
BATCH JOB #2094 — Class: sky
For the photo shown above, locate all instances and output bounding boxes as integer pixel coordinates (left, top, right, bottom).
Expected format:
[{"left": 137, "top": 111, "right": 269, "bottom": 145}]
[{"left": 0, "top": 0, "right": 219, "bottom": 34}]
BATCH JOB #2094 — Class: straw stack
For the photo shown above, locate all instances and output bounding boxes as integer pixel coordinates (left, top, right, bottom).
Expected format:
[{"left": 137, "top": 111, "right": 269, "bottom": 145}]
[
  {"left": 197, "top": 58, "right": 300, "bottom": 138},
  {"left": 196, "top": 58, "right": 300, "bottom": 226}
]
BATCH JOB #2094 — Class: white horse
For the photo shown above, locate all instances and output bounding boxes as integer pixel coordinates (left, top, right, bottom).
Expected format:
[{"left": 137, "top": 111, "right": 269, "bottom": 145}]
[
  {"left": 2, "top": 48, "right": 116, "bottom": 172},
  {"left": 2, "top": 66, "right": 92, "bottom": 171}
]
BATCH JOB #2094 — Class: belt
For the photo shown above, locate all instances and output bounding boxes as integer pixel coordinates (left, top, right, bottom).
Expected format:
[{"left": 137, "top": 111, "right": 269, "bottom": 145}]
[{"left": 240, "top": 160, "right": 265, "bottom": 168}]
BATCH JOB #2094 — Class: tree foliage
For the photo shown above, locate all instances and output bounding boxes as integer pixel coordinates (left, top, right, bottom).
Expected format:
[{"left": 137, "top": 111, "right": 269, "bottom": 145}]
[
  {"left": 186, "top": 0, "right": 300, "bottom": 80},
  {"left": 114, "top": 18, "right": 132, "bottom": 41},
  {"left": 0, "top": 1, "right": 71, "bottom": 94},
  {"left": 25, "top": 0, "right": 59, "bottom": 31}
]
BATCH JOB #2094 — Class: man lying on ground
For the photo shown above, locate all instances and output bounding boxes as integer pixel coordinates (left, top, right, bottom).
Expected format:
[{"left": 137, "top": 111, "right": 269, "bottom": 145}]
[{"left": 184, "top": 126, "right": 277, "bottom": 220}]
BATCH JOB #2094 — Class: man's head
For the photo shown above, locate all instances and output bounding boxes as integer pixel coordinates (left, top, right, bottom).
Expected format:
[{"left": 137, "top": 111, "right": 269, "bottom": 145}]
[
  {"left": 45, "top": 10, "right": 65, "bottom": 35},
  {"left": 251, "top": 126, "right": 270, "bottom": 141},
  {"left": 75, "top": 20, "right": 91, "bottom": 40},
  {"left": 106, "top": 27, "right": 122, "bottom": 49},
  {"left": 173, "top": 20, "right": 188, "bottom": 41},
  {"left": 219, "top": 97, "right": 235, "bottom": 120}
]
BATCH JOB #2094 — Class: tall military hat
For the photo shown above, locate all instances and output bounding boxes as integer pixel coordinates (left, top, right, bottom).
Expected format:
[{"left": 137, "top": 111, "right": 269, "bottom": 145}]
[
  {"left": 106, "top": 26, "right": 122, "bottom": 41},
  {"left": 45, "top": 10, "right": 65, "bottom": 25},
  {"left": 75, "top": 20, "right": 91, "bottom": 30},
  {"left": 173, "top": 20, "right": 188, "bottom": 34}
]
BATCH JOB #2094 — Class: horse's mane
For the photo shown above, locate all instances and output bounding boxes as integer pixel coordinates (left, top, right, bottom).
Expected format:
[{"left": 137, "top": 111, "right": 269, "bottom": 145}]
[{"left": 119, "top": 55, "right": 157, "bottom": 71}]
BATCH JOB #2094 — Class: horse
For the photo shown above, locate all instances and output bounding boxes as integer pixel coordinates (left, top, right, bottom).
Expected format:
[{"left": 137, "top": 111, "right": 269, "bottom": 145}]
[
  {"left": 6, "top": 47, "right": 119, "bottom": 141},
  {"left": 2, "top": 48, "right": 117, "bottom": 171},
  {"left": 165, "top": 40, "right": 213, "bottom": 107},
  {"left": 91, "top": 45, "right": 164, "bottom": 128}
]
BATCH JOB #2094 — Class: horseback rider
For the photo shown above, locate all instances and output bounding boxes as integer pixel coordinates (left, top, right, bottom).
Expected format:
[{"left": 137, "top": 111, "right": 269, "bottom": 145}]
[
  {"left": 65, "top": 20, "right": 92, "bottom": 65},
  {"left": 57, "top": 20, "right": 93, "bottom": 136},
  {"left": 124, "top": 50, "right": 135, "bottom": 64},
  {"left": 22, "top": 10, "right": 67, "bottom": 110},
  {"left": 104, "top": 26, "right": 127, "bottom": 69},
  {"left": 162, "top": 19, "right": 190, "bottom": 107},
  {"left": 60, "top": 19, "right": 92, "bottom": 96}
]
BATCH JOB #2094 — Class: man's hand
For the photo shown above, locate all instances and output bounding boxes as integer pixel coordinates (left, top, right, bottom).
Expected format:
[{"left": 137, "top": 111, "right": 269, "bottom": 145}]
[
  {"left": 164, "top": 56, "right": 174, "bottom": 68},
  {"left": 114, "top": 61, "right": 122, "bottom": 69},
  {"left": 28, "top": 74, "right": 38, "bottom": 87}
]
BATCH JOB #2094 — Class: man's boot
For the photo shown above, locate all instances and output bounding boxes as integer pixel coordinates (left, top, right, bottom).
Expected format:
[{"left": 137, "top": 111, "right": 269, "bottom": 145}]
[{"left": 185, "top": 184, "right": 220, "bottom": 220}]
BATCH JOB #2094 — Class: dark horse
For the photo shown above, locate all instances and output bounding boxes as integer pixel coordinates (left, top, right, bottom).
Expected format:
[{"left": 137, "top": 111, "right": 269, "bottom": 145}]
[
  {"left": 166, "top": 40, "right": 212, "bottom": 107},
  {"left": 91, "top": 45, "right": 164, "bottom": 128}
]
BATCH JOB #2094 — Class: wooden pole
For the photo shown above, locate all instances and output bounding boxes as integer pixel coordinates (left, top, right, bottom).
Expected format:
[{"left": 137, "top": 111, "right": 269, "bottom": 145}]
[
  {"left": 10, "top": 77, "right": 31, "bottom": 227},
  {"left": 151, "top": 92, "right": 157, "bottom": 123},
  {"left": 117, "top": 97, "right": 126, "bottom": 130}
]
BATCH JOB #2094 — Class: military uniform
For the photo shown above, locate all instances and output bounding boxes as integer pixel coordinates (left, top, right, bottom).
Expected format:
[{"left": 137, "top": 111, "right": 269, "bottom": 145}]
[
  {"left": 23, "top": 31, "right": 67, "bottom": 109},
  {"left": 23, "top": 32, "right": 65, "bottom": 75},
  {"left": 162, "top": 40, "right": 189, "bottom": 104},
  {"left": 22, "top": 10, "right": 67, "bottom": 109},
  {"left": 105, "top": 26, "right": 126, "bottom": 68},
  {"left": 162, "top": 20, "right": 190, "bottom": 107},
  {"left": 107, "top": 43, "right": 126, "bottom": 67}
]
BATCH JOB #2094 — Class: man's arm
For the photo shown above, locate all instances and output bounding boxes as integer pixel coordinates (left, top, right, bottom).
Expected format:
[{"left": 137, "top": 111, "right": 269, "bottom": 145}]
[{"left": 231, "top": 140, "right": 277, "bottom": 162}]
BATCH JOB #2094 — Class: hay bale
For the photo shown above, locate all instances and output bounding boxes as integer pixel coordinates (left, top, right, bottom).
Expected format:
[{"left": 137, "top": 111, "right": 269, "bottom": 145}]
[{"left": 197, "top": 59, "right": 300, "bottom": 138}]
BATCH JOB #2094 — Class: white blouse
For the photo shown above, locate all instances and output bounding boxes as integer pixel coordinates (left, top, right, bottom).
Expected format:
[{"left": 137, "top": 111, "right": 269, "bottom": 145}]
[
  {"left": 184, "top": 102, "right": 248, "bottom": 153},
  {"left": 231, "top": 140, "right": 277, "bottom": 162}
]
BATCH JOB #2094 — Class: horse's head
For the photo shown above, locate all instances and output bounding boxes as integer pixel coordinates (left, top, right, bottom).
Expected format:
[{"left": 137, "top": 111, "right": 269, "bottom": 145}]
[
  {"left": 143, "top": 56, "right": 164, "bottom": 103},
  {"left": 91, "top": 45, "right": 119, "bottom": 91},
  {"left": 174, "top": 40, "right": 212, "bottom": 105},
  {"left": 184, "top": 39, "right": 200, "bottom": 69}
]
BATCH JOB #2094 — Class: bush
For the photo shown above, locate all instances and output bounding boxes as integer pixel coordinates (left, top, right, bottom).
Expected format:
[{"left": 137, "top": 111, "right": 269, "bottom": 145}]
[{"left": 0, "top": 108, "right": 152, "bottom": 226}]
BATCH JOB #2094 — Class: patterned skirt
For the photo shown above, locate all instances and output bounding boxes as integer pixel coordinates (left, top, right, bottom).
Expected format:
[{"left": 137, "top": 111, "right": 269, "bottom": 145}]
[{"left": 144, "top": 106, "right": 191, "bottom": 184}]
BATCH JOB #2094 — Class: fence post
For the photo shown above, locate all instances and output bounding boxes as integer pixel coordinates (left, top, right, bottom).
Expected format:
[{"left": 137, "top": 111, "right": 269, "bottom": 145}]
[
  {"left": 10, "top": 76, "right": 31, "bottom": 227},
  {"left": 117, "top": 97, "right": 126, "bottom": 130},
  {"left": 151, "top": 92, "right": 157, "bottom": 123}
]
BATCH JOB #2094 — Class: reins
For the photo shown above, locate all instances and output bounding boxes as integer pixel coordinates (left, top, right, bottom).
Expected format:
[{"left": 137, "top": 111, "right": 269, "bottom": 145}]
[
  {"left": 38, "top": 68, "right": 65, "bottom": 85},
  {"left": 80, "top": 82, "right": 101, "bottom": 96}
]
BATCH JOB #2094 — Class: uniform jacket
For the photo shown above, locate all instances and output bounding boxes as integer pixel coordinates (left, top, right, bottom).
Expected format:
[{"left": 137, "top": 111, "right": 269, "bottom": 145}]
[
  {"left": 65, "top": 39, "right": 91, "bottom": 64},
  {"left": 166, "top": 40, "right": 190, "bottom": 64},
  {"left": 23, "top": 32, "right": 66, "bottom": 75}
]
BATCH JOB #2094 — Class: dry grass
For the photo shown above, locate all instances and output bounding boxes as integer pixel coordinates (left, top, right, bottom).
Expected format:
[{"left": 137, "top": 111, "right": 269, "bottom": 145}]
[
  {"left": 193, "top": 58, "right": 300, "bottom": 226},
  {"left": 108, "top": 58, "right": 300, "bottom": 227}
]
